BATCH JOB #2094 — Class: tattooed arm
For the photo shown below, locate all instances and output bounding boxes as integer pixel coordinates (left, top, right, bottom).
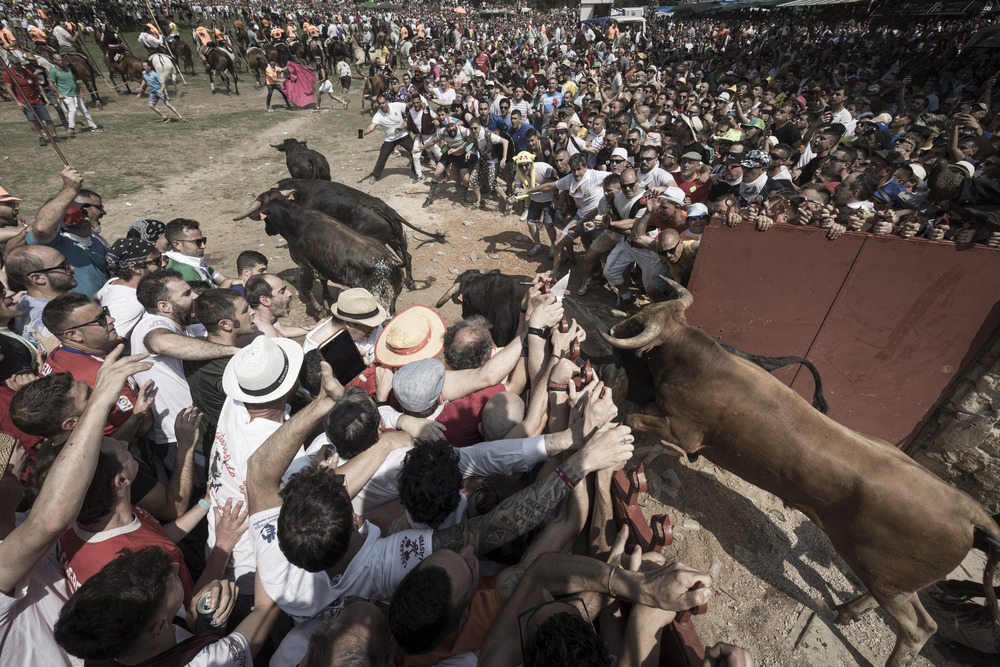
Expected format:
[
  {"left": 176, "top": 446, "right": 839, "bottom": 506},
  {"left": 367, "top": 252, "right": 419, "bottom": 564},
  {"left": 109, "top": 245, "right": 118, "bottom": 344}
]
[{"left": 431, "top": 424, "right": 634, "bottom": 555}]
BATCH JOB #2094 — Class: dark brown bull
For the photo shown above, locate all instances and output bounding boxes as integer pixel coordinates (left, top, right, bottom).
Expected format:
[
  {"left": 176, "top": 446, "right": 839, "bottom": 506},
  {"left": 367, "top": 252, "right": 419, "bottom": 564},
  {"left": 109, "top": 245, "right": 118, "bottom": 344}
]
[
  {"left": 603, "top": 278, "right": 1000, "bottom": 667},
  {"left": 233, "top": 189, "right": 403, "bottom": 314},
  {"left": 362, "top": 73, "right": 387, "bottom": 115},
  {"left": 270, "top": 138, "right": 331, "bottom": 180}
]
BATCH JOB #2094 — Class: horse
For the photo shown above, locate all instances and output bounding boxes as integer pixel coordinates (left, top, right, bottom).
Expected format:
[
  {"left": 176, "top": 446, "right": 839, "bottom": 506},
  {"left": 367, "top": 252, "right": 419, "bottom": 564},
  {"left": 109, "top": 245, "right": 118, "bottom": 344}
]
[
  {"left": 92, "top": 25, "right": 143, "bottom": 92},
  {"left": 246, "top": 46, "right": 267, "bottom": 87},
  {"left": 348, "top": 34, "right": 370, "bottom": 77},
  {"left": 205, "top": 46, "right": 239, "bottom": 95},
  {"left": 325, "top": 36, "right": 349, "bottom": 71},
  {"left": 267, "top": 42, "right": 290, "bottom": 67},
  {"left": 304, "top": 36, "right": 324, "bottom": 62},
  {"left": 287, "top": 38, "right": 305, "bottom": 62},
  {"left": 150, "top": 52, "right": 177, "bottom": 95},
  {"left": 168, "top": 37, "right": 196, "bottom": 75}
]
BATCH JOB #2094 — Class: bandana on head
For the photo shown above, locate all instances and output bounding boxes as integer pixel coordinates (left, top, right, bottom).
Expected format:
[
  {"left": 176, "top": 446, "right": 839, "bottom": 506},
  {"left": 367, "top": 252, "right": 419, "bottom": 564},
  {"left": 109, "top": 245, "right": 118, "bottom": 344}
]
[
  {"left": 129, "top": 219, "right": 166, "bottom": 244},
  {"left": 60, "top": 202, "right": 86, "bottom": 230},
  {"left": 106, "top": 238, "right": 155, "bottom": 272}
]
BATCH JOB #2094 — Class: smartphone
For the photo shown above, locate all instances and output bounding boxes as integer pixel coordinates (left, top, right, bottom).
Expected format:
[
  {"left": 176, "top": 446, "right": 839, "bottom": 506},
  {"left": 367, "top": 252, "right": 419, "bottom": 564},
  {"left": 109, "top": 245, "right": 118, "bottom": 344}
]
[
  {"left": 358, "top": 128, "right": 364, "bottom": 139},
  {"left": 318, "top": 329, "right": 367, "bottom": 386}
]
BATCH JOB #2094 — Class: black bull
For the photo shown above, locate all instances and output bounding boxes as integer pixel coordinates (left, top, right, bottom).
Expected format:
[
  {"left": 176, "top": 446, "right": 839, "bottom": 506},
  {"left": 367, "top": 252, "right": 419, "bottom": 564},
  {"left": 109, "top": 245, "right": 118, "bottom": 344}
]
[
  {"left": 434, "top": 270, "right": 828, "bottom": 410},
  {"left": 274, "top": 178, "right": 446, "bottom": 288}
]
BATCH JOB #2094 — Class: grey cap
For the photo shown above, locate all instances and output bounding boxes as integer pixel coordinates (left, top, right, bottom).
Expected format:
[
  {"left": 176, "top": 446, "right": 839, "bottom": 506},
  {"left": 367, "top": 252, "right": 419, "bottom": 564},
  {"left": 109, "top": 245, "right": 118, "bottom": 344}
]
[{"left": 392, "top": 358, "right": 446, "bottom": 413}]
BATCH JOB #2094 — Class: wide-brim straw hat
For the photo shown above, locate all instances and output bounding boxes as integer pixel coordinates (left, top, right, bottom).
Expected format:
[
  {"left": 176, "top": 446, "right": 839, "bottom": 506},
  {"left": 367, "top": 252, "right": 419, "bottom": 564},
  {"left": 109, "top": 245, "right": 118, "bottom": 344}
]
[{"left": 374, "top": 305, "right": 446, "bottom": 367}]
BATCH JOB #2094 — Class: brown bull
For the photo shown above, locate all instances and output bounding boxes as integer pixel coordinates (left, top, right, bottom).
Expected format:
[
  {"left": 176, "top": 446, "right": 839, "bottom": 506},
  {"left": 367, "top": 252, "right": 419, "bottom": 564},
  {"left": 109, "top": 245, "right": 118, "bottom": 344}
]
[
  {"left": 603, "top": 278, "right": 1000, "bottom": 667},
  {"left": 362, "top": 73, "right": 387, "bottom": 115}
]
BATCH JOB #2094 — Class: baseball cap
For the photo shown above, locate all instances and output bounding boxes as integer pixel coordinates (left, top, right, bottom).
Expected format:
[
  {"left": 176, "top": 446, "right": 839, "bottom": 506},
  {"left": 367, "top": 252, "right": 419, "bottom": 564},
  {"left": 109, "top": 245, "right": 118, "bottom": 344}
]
[
  {"left": 740, "top": 150, "right": 772, "bottom": 169},
  {"left": 687, "top": 203, "right": 709, "bottom": 218},
  {"left": 611, "top": 147, "right": 629, "bottom": 159},
  {"left": 660, "top": 186, "right": 686, "bottom": 205},
  {"left": 718, "top": 91, "right": 731, "bottom": 101},
  {"left": 741, "top": 118, "right": 766, "bottom": 131},
  {"left": 392, "top": 358, "right": 446, "bottom": 413}
]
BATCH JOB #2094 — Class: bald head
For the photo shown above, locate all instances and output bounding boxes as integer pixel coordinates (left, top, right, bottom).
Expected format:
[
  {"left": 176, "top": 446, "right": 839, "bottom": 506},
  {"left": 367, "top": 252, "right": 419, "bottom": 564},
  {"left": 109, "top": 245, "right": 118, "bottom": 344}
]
[
  {"left": 481, "top": 392, "right": 525, "bottom": 441},
  {"left": 300, "top": 602, "right": 393, "bottom": 667}
]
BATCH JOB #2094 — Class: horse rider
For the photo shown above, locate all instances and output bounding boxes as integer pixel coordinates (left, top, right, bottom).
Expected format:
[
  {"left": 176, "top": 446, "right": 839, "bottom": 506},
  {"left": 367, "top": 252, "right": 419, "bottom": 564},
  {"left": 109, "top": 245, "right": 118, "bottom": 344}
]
[
  {"left": 167, "top": 19, "right": 180, "bottom": 42},
  {"left": 270, "top": 24, "right": 285, "bottom": 45},
  {"left": 52, "top": 20, "right": 83, "bottom": 56},
  {"left": 0, "top": 22, "right": 22, "bottom": 61},
  {"left": 103, "top": 23, "right": 127, "bottom": 63},
  {"left": 285, "top": 21, "right": 298, "bottom": 44},
  {"left": 27, "top": 24, "right": 50, "bottom": 50},
  {"left": 194, "top": 20, "right": 215, "bottom": 66},
  {"left": 138, "top": 22, "right": 167, "bottom": 56}
]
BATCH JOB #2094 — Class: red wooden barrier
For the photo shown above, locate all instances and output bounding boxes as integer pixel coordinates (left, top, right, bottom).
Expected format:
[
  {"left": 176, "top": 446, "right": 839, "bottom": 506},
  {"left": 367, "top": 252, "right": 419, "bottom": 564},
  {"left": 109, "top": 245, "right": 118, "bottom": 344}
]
[{"left": 685, "top": 223, "right": 1000, "bottom": 448}]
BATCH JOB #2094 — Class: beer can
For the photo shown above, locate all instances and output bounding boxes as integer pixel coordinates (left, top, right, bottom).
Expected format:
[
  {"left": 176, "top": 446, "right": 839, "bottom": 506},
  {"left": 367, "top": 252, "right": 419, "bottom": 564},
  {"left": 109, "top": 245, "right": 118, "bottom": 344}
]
[{"left": 196, "top": 592, "right": 216, "bottom": 625}]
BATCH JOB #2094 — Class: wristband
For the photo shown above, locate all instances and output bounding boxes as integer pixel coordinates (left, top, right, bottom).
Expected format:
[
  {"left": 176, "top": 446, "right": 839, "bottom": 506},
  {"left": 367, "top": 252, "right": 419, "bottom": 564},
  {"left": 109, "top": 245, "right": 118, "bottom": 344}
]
[
  {"left": 198, "top": 498, "right": 211, "bottom": 511},
  {"left": 554, "top": 465, "right": 575, "bottom": 489},
  {"left": 547, "top": 381, "right": 569, "bottom": 392}
]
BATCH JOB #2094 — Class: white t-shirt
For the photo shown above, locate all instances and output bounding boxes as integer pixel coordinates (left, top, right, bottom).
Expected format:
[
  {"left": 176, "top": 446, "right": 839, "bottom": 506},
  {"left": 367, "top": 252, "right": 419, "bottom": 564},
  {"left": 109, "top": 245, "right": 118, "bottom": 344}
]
[
  {"left": 556, "top": 168, "right": 612, "bottom": 217},
  {"left": 336, "top": 60, "right": 351, "bottom": 78},
  {"left": 130, "top": 313, "right": 192, "bottom": 444},
  {"left": 0, "top": 517, "right": 82, "bottom": 667},
  {"left": 373, "top": 101, "right": 409, "bottom": 142},
  {"left": 433, "top": 86, "right": 457, "bottom": 104},
  {"left": 53, "top": 25, "right": 75, "bottom": 48},
  {"left": 636, "top": 165, "right": 676, "bottom": 190},
  {"left": 525, "top": 162, "right": 558, "bottom": 203},
  {"left": 207, "top": 398, "right": 310, "bottom": 590},
  {"left": 251, "top": 513, "right": 431, "bottom": 623},
  {"left": 96, "top": 279, "right": 144, "bottom": 339}
]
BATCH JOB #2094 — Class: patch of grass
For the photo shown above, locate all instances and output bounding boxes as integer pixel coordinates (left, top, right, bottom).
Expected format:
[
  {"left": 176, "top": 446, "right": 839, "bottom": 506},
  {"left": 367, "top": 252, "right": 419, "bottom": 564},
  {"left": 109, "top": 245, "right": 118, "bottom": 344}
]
[{"left": 1, "top": 108, "right": 289, "bottom": 220}]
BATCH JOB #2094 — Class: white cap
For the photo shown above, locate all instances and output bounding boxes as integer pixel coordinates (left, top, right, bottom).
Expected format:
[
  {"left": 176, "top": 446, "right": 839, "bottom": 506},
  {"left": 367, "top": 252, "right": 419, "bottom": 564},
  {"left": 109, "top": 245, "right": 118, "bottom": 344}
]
[
  {"left": 660, "top": 186, "right": 686, "bottom": 205},
  {"left": 687, "top": 203, "right": 709, "bottom": 217},
  {"left": 611, "top": 147, "right": 629, "bottom": 159}
]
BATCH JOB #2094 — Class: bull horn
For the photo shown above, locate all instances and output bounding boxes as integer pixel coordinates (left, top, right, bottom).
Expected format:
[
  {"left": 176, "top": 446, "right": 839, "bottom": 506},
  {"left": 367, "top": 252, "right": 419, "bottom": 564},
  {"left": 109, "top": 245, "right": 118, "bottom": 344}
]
[
  {"left": 279, "top": 189, "right": 295, "bottom": 199},
  {"left": 658, "top": 275, "right": 693, "bottom": 309},
  {"left": 601, "top": 316, "right": 663, "bottom": 351},
  {"left": 435, "top": 279, "right": 463, "bottom": 308},
  {"left": 233, "top": 200, "right": 262, "bottom": 221},
  {"left": 268, "top": 139, "right": 282, "bottom": 147}
]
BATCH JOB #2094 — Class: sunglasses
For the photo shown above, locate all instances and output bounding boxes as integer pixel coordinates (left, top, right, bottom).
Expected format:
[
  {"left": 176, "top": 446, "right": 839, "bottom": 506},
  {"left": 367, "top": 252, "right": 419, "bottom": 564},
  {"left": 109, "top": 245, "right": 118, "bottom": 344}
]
[
  {"left": 79, "top": 203, "right": 106, "bottom": 213},
  {"left": 178, "top": 237, "right": 208, "bottom": 247},
  {"left": 144, "top": 255, "right": 167, "bottom": 268},
  {"left": 791, "top": 195, "right": 822, "bottom": 206},
  {"left": 639, "top": 156, "right": 656, "bottom": 162},
  {"left": 61, "top": 306, "right": 111, "bottom": 335},
  {"left": 621, "top": 181, "right": 637, "bottom": 189},
  {"left": 610, "top": 158, "right": 627, "bottom": 164}
]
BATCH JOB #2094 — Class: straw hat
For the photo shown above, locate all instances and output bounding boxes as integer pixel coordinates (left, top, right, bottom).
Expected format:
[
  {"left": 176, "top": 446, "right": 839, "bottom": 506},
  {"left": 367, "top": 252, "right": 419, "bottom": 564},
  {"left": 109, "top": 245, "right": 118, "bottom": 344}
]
[
  {"left": 223, "top": 336, "right": 304, "bottom": 403},
  {"left": 331, "top": 288, "right": 387, "bottom": 328},
  {"left": 374, "top": 305, "right": 446, "bottom": 367},
  {"left": 0, "top": 187, "right": 21, "bottom": 203}
]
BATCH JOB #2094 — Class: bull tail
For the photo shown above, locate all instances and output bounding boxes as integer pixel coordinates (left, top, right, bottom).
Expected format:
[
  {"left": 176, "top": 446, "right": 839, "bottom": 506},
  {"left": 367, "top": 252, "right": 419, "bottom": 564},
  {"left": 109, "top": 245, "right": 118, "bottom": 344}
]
[
  {"left": 717, "top": 340, "right": 828, "bottom": 414},
  {"left": 397, "top": 216, "right": 447, "bottom": 243}
]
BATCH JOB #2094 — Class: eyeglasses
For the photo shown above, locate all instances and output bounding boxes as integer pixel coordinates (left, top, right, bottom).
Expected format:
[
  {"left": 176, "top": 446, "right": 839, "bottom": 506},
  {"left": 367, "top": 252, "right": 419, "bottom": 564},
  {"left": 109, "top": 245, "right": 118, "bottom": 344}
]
[
  {"left": 828, "top": 156, "right": 851, "bottom": 163},
  {"left": 31, "top": 260, "right": 72, "bottom": 275},
  {"left": 61, "top": 306, "right": 111, "bottom": 334},
  {"left": 178, "top": 237, "right": 208, "bottom": 247},
  {"left": 79, "top": 203, "right": 105, "bottom": 213},
  {"left": 518, "top": 597, "right": 593, "bottom": 661},
  {"left": 639, "top": 156, "right": 656, "bottom": 163},
  {"left": 621, "top": 181, "right": 637, "bottom": 189},
  {"left": 144, "top": 255, "right": 167, "bottom": 267},
  {"left": 768, "top": 154, "right": 785, "bottom": 162}
]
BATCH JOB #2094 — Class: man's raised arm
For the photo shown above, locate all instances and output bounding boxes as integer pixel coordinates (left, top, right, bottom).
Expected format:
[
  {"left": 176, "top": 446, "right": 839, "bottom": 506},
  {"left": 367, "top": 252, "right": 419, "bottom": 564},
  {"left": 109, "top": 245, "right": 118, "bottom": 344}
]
[
  {"left": 246, "top": 362, "right": 343, "bottom": 515},
  {"left": 32, "top": 165, "right": 83, "bottom": 244}
]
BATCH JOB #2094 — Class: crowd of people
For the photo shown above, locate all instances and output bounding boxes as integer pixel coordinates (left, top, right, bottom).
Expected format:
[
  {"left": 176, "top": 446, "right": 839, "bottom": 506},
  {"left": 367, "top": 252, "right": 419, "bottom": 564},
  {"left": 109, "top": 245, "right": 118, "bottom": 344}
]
[{"left": 2, "top": 1, "right": 1000, "bottom": 666}]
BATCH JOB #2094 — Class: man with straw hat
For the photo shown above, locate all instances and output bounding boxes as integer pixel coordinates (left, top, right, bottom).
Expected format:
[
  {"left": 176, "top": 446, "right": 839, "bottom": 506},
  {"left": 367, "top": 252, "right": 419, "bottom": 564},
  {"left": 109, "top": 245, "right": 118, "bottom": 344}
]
[{"left": 304, "top": 288, "right": 387, "bottom": 366}]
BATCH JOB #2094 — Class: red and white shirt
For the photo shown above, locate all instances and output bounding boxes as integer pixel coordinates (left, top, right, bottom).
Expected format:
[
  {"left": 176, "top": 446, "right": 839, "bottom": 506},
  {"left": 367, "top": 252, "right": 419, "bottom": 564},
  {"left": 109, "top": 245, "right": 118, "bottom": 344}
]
[{"left": 41, "top": 345, "right": 140, "bottom": 437}]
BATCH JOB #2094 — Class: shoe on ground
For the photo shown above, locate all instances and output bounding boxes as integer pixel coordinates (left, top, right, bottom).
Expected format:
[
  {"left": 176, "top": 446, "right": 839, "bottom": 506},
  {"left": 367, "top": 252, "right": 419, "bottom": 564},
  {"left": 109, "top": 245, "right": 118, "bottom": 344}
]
[
  {"left": 266, "top": 107, "right": 273, "bottom": 112},
  {"left": 53, "top": 136, "right": 66, "bottom": 142},
  {"left": 413, "top": 175, "right": 425, "bottom": 184},
  {"left": 520, "top": 210, "right": 529, "bottom": 222},
  {"left": 92, "top": 126, "right": 104, "bottom": 132},
  {"left": 161, "top": 117, "right": 170, "bottom": 123},
  {"left": 577, "top": 276, "right": 595, "bottom": 296},
  {"left": 528, "top": 243, "right": 545, "bottom": 257},
  {"left": 343, "top": 100, "right": 349, "bottom": 109},
  {"left": 422, "top": 197, "right": 433, "bottom": 208},
  {"left": 39, "top": 137, "right": 48, "bottom": 146},
  {"left": 68, "top": 128, "right": 76, "bottom": 134}
]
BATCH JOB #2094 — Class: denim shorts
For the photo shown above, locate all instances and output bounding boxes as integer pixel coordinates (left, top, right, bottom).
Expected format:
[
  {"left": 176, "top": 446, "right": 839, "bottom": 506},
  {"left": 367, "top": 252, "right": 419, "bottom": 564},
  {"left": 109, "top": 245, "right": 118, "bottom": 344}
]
[
  {"left": 148, "top": 91, "right": 168, "bottom": 105},
  {"left": 20, "top": 102, "right": 51, "bottom": 122},
  {"left": 527, "top": 199, "right": 554, "bottom": 227}
]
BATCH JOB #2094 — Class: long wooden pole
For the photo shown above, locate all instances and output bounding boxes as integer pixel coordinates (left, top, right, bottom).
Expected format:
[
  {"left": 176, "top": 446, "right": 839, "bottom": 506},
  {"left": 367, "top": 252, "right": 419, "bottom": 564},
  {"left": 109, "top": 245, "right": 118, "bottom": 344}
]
[{"left": 0, "top": 57, "right": 69, "bottom": 165}]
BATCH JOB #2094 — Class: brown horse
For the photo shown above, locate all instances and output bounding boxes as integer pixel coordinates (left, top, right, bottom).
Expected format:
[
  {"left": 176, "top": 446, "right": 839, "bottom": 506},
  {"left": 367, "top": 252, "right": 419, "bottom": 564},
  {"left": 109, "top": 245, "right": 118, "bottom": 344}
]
[
  {"left": 168, "top": 37, "right": 196, "bottom": 75},
  {"left": 92, "top": 25, "right": 143, "bottom": 92},
  {"left": 246, "top": 46, "right": 267, "bottom": 87},
  {"left": 205, "top": 47, "right": 239, "bottom": 95},
  {"left": 33, "top": 45, "right": 105, "bottom": 107}
]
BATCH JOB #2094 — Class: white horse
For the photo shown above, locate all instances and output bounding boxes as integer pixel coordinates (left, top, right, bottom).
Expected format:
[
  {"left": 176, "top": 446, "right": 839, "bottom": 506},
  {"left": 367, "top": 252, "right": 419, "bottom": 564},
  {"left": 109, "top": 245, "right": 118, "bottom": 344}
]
[{"left": 150, "top": 52, "right": 177, "bottom": 94}]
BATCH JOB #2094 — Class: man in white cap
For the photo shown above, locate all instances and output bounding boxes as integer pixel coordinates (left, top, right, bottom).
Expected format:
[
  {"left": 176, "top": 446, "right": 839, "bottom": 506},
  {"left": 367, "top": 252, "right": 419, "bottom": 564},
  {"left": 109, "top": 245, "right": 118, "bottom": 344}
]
[
  {"left": 604, "top": 186, "right": 686, "bottom": 310},
  {"left": 206, "top": 335, "right": 306, "bottom": 611}
]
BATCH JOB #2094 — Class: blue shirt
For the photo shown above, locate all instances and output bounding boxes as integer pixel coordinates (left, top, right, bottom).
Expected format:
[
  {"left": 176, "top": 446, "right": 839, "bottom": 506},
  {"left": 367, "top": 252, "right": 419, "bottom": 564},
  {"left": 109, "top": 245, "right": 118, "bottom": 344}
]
[
  {"left": 142, "top": 70, "right": 163, "bottom": 93},
  {"left": 507, "top": 122, "right": 530, "bottom": 152},
  {"left": 26, "top": 230, "right": 108, "bottom": 298},
  {"left": 482, "top": 113, "right": 509, "bottom": 133},
  {"left": 539, "top": 91, "right": 563, "bottom": 115}
]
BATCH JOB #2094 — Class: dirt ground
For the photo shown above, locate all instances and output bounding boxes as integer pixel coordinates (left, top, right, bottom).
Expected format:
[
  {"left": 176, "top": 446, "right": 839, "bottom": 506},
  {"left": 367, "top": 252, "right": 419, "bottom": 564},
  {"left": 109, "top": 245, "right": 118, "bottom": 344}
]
[{"left": 1, "top": 61, "right": 995, "bottom": 666}]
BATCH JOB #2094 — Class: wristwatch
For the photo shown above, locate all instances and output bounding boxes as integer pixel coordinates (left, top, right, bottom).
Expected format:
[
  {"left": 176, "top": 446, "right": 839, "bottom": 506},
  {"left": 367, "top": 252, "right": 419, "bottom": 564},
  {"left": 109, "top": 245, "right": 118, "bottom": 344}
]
[{"left": 528, "top": 326, "right": 551, "bottom": 340}]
